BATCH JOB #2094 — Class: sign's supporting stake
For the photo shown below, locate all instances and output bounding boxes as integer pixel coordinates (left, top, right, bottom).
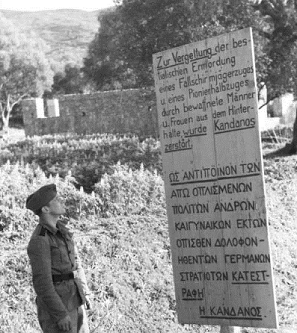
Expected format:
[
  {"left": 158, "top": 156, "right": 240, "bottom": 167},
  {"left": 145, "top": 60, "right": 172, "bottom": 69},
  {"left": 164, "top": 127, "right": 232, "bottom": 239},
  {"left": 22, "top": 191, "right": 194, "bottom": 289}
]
[{"left": 220, "top": 326, "right": 241, "bottom": 333}]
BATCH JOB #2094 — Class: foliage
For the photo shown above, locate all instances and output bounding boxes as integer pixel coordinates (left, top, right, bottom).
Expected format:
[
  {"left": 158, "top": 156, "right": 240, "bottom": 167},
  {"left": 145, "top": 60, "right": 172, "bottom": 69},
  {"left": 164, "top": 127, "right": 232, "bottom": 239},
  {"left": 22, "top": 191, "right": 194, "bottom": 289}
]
[
  {"left": 94, "top": 162, "right": 165, "bottom": 217},
  {"left": 83, "top": 9, "right": 130, "bottom": 91},
  {"left": 0, "top": 246, "right": 39, "bottom": 332},
  {"left": 251, "top": 0, "right": 297, "bottom": 153},
  {"left": 187, "top": 0, "right": 259, "bottom": 38},
  {"left": 51, "top": 63, "right": 86, "bottom": 96},
  {"left": 0, "top": 13, "right": 53, "bottom": 130},
  {"left": 116, "top": 0, "right": 193, "bottom": 87},
  {"left": 0, "top": 162, "right": 69, "bottom": 234},
  {"left": 0, "top": 132, "right": 164, "bottom": 230},
  {"left": 84, "top": 0, "right": 264, "bottom": 89},
  {"left": 0, "top": 9, "right": 103, "bottom": 71},
  {"left": 187, "top": 0, "right": 269, "bottom": 94},
  {"left": 0, "top": 162, "right": 33, "bottom": 234},
  {"left": 252, "top": 0, "right": 297, "bottom": 101},
  {"left": 260, "top": 171, "right": 297, "bottom": 332},
  {"left": 0, "top": 161, "right": 165, "bottom": 233},
  {"left": 83, "top": 0, "right": 193, "bottom": 88},
  {"left": 0, "top": 140, "right": 297, "bottom": 332},
  {"left": 83, "top": 0, "right": 297, "bottom": 106},
  {"left": 0, "top": 133, "right": 162, "bottom": 193},
  {"left": 2, "top": 1, "right": 297, "bottom": 112}
]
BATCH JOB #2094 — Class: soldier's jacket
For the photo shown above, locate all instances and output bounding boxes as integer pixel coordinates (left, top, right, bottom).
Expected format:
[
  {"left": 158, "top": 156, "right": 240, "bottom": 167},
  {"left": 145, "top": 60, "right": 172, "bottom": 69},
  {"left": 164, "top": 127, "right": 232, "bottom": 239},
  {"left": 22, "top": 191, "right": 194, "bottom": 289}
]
[{"left": 27, "top": 221, "right": 90, "bottom": 323}]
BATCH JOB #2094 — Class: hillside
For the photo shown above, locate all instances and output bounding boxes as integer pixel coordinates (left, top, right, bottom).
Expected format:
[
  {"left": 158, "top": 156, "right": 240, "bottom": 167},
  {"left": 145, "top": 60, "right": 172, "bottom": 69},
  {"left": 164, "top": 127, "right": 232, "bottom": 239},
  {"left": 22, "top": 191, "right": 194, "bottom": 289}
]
[{"left": 0, "top": 8, "right": 114, "bottom": 69}]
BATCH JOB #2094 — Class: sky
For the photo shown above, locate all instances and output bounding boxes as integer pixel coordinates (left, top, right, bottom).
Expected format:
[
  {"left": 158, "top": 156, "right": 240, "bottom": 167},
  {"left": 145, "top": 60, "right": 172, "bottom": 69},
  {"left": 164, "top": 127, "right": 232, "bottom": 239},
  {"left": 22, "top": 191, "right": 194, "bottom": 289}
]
[{"left": 0, "top": 0, "right": 116, "bottom": 11}]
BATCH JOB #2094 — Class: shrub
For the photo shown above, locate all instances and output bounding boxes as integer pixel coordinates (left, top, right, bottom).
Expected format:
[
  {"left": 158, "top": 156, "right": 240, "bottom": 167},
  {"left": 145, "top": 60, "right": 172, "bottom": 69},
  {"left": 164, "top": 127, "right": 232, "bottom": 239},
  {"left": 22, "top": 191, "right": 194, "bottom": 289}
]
[
  {"left": 0, "top": 161, "right": 166, "bottom": 234},
  {"left": 1, "top": 133, "right": 297, "bottom": 332},
  {"left": 93, "top": 163, "right": 166, "bottom": 217},
  {"left": 0, "top": 162, "right": 83, "bottom": 234},
  {"left": 0, "top": 133, "right": 162, "bottom": 192}
]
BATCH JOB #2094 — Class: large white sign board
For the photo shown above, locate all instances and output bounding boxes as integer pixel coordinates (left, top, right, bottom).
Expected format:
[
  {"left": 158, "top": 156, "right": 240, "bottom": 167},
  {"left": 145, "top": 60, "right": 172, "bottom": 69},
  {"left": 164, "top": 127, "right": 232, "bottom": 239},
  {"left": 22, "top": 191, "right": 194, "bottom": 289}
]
[{"left": 153, "top": 28, "right": 278, "bottom": 328}]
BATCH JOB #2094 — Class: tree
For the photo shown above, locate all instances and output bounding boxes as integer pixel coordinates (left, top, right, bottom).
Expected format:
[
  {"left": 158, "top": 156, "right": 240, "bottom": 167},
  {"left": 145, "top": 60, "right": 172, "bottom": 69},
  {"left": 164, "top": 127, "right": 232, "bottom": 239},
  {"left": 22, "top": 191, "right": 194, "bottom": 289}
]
[
  {"left": 83, "top": 0, "right": 193, "bottom": 88},
  {"left": 251, "top": 0, "right": 297, "bottom": 152},
  {"left": 84, "top": 0, "right": 270, "bottom": 91},
  {"left": 51, "top": 64, "right": 86, "bottom": 95},
  {"left": 185, "top": 0, "right": 270, "bottom": 98},
  {"left": 85, "top": 0, "right": 297, "bottom": 151},
  {"left": 84, "top": 0, "right": 297, "bottom": 95},
  {"left": 251, "top": 0, "right": 297, "bottom": 99},
  {"left": 0, "top": 14, "right": 53, "bottom": 133},
  {"left": 83, "top": 9, "right": 129, "bottom": 90}
]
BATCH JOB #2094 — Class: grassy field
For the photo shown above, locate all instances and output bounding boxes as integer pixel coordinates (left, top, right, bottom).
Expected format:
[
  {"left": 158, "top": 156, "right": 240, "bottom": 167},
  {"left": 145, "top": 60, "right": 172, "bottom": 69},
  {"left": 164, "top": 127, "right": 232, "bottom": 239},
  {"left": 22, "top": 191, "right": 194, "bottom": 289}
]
[{"left": 0, "top": 130, "right": 296, "bottom": 333}]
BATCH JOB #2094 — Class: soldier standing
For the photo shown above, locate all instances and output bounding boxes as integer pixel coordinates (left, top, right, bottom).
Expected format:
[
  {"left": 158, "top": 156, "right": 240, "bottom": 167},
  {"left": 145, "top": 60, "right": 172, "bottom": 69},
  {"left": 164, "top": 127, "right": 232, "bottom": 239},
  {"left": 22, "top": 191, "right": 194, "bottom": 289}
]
[{"left": 26, "top": 184, "right": 91, "bottom": 332}]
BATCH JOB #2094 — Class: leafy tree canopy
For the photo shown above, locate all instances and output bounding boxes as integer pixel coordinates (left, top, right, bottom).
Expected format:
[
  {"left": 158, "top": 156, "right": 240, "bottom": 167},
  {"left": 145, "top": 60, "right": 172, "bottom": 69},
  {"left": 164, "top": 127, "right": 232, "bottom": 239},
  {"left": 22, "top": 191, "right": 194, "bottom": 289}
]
[
  {"left": 51, "top": 64, "right": 86, "bottom": 96},
  {"left": 83, "top": 0, "right": 193, "bottom": 89},
  {"left": 252, "top": 0, "right": 297, "bottom": 100},
  {"left": 83, "top": 0, "right": 297, "bottom": 104},
  {"left": 0, "top": 13, "right": 53, "bottom": 130}
]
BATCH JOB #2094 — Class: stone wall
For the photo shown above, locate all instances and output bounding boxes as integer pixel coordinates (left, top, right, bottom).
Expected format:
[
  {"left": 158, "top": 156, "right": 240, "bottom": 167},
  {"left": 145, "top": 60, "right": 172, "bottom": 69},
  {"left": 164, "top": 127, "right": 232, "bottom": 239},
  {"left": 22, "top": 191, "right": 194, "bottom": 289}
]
[
  {"left": 21, "top": 88, "right": 296, "bottom": 138},
  {"left": 22, "top": 89, "right": 159, "bottom": 138}
]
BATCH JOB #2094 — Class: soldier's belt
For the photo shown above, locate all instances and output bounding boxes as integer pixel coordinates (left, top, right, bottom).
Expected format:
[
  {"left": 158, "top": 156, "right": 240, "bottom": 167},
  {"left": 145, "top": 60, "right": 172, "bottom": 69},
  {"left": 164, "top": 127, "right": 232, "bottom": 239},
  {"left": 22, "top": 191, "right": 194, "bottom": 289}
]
[{"left": 52, "top": 272, "right": 75, "bottom": 283}]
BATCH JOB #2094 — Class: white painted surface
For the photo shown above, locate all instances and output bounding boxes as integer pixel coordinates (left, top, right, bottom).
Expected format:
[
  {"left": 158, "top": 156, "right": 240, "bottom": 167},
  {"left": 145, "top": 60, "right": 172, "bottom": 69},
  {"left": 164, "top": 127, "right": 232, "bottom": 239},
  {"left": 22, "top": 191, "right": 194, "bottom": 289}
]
[{"left": 153, "top": 28, "right": 278, "bottom": 328}]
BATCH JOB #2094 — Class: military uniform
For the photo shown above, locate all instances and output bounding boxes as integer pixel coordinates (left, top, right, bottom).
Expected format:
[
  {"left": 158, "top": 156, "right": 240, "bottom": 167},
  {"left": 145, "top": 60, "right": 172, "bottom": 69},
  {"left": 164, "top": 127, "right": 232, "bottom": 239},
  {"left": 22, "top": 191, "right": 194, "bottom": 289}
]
[{"left": 26, "top": 184, "right": 90, "bottom": 333}]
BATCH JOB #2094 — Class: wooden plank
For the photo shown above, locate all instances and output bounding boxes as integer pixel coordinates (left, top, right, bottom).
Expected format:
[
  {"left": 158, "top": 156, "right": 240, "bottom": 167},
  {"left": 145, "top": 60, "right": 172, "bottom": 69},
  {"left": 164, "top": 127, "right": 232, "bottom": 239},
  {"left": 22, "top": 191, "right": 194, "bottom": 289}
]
[{"left": 152, "top": 28, "right": 278, "bottom": 328}]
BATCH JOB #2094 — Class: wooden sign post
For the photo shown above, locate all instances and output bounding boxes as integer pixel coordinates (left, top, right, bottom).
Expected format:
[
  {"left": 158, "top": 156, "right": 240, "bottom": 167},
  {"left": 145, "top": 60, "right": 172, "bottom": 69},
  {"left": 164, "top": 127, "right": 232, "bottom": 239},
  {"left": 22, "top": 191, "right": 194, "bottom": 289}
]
[{"left": 153, "top": 28, "right": 278, "bottom": 330}]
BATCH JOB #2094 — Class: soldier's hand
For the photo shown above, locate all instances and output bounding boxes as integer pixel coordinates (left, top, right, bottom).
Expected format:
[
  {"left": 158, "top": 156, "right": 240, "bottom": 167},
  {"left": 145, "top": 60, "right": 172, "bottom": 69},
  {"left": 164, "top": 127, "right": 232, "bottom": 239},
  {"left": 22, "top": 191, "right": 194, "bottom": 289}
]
[{"left": 57, "top": 315, "right": 72, "bottom": 331}]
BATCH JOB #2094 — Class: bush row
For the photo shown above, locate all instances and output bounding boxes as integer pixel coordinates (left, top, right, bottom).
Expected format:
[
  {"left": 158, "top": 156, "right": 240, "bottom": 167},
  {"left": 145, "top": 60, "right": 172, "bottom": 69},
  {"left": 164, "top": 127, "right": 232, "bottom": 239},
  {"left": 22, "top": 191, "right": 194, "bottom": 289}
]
[
  {"left": 0, "top": 133, "right": 162, "bottom": 192},
  {"left": 1, "top": 130, "right": 295, "bottom": 194},
  {"left": 0, "top": 162, "right": 166, "bottom": 235}
]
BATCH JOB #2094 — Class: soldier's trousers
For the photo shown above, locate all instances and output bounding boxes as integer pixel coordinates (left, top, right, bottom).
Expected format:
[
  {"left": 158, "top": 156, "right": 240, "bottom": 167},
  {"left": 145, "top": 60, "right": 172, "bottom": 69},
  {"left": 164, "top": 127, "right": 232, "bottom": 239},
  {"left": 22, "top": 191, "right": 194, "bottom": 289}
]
[{"left": 37, "top": 304, "right": 89, "bottom": 333}]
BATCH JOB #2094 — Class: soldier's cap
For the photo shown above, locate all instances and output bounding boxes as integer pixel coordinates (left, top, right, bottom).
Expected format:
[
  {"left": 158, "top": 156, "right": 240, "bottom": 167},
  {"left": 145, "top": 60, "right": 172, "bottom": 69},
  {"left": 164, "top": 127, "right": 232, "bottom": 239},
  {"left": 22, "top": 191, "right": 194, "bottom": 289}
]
[{"left": 26, "top": 184, "right": 57, "bottom": 213}]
